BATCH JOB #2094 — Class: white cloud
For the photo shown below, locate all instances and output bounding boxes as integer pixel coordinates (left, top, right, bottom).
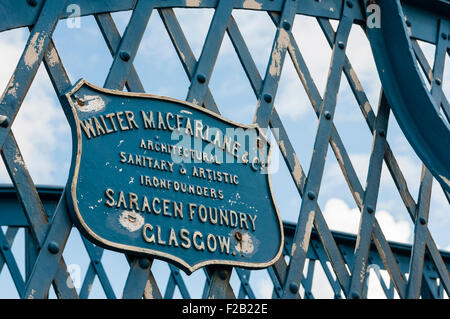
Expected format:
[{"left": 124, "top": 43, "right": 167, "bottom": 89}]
[
  {"left": 0, "top": 28, "right": 71, "bottom": 185},
  {"left": 323, "top": 197, "right": 411, "bottom": 244}
]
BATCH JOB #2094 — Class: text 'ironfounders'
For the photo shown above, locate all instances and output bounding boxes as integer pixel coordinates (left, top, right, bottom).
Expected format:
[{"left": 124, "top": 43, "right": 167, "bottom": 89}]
[{"left": 64, "top": 79, "right": 283, "bottom": 273}]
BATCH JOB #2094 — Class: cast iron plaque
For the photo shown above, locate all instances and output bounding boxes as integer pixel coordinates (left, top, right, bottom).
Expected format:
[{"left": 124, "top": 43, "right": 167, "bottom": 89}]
[{"left": 64, "top": 79, "right": 283, "bottom": 274}]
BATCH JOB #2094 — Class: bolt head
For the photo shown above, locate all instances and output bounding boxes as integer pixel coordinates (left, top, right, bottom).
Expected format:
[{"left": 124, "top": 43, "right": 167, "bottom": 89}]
[
  {"left": 47, "top": 241, "right": 60, "bottom": 254},
  {"left": 435, "top": 78, "right": 442, "bottom": 86},
  {"left": 338, "top": 41, "right": 345, "bottom": 49},
  {"left": 27, "top": 0, "right": 38, "bottom": 7},
  {"left": 346, "top": 1, "right": 353, "bottom": 8},
  {"left": 0, "top": 115, "right": 9, "bottom": 128},
  {"left": 367, "top": 205, "right": 374, "bottom": 214},
  {"left": 139, "top": 257, "right": 150, "bottom": 269},
  {"left": 196, "top": 73, "right": 206, "bottom": 84},
  {"left": 419, "top": 217, "right": 427, "bottom": 225},
  {"left": 307, "top": 191, "right": 316, "bottom": 200},
  {"left": 289, "top": 282, "right": 299, "bottom": 294},
  {"left": 282, "top": 20, "right": 291, "bottom": 31},
  {"left": 263, "top": 93, "right": 273, "bottom": 103},
  {"left": 119, "top": 51, "right": 131, "bottom": 62},
  {"left": 351, "top": 290, "right": 360, "bottom": 299},
  {"left": 218, "top": 270, "right": 228, "bottom": 280},
  {"left": 324, "top": 111, "right": 332, "bottom": 120}
]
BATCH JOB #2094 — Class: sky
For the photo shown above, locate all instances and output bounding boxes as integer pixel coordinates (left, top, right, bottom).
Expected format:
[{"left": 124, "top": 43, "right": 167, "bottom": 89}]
[{"left": 0, "top": 6, "right": 448, "bottom": 299}]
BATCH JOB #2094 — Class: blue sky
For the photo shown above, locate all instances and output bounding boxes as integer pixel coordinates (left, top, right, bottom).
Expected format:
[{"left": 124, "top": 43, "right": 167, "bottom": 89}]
[{"left": 0, "top": 7, "right": 448, "bottom": 299}]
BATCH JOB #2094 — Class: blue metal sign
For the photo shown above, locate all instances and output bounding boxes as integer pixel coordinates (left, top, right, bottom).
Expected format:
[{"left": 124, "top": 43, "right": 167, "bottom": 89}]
[{"left": 63, "top": 79, "right": 283, "bottom": 274}]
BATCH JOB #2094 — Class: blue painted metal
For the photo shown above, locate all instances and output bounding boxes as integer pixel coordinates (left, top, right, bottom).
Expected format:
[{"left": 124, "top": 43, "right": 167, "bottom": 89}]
[
  {"left": 0, "top": 0, "right": 448, "bottom": 299},
  {"left": 364, "top": 0, "right": 450, "bottom": 192},
  {"left": 63, "top": 79, "right": 283, "bottom": 273}
]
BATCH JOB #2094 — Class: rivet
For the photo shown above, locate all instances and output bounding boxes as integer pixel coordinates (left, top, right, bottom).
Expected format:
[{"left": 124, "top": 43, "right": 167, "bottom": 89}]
[
  {"left": 218, "top": 270, "right": 228, "bottom": 280},
  {"left": 435, "top": 78, "right": 442, "bottom": 86},
  {"left": 346, "top": 1, "right": 353, "bottom": 8},
  {"left": 324, "top": 111, "right": 332, "bottom": 120},
  {"left": 119, "top": 51, "right": 131, "bottom": 62},
  {"left": 139, "top": 257, "right": 150, "bottom": 269},
  {"left": 367, "top": 205, "right": 374, "bottom": 214},
  {"left": 419, "top": 217, "right": 427, "bottom": 225},
  {"left": 196, "top": 73, "right": 206, "bottom": 84},
  {"left": 75, "top": 96, "right": 85, "bottom": 106},
  {"left": 282, "top": 20, "right": 291, "bottom": 31},
  {"left": 27, "top": 0, "right": 38, "bottom": 7},
  {"left": 0, "top": 115, "right": 9, "bottom": 128},
  {"left": 379, "top": 129, "right": 385, "bottom": 137},
  {"left": 351, "top": 290, "right": 360, "bottom": 299},
  {"left": 93, "top": 259, "right": 100, "bottom": 265},
  {"left": 2, "top": 244, "right": 9, "bottom": 251},
  {"left": 47, "top": 241, "right": 60, "bottom": 254},
  {"left": 442, "top": 33, "right": 448, "bottom": 40},
  {"left": 307, "top": 191, "right": 316, "bottom": 200},
  {"left": 338, "top": 41, "right": 345, "bottom": 49},
  {"left": 289, "top": 282, "right": 299, "bottom": 294},
  {"left": 263, "top": 93, "right": 273, "bottom": 103},
  {"left": 405, "top": 20, "right": 411, "bottom": 27}
]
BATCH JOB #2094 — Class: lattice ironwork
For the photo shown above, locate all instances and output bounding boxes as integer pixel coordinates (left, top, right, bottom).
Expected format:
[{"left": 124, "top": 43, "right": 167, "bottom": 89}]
[{"left": 0, "top": 0, "right": 448, "bottom": 299}]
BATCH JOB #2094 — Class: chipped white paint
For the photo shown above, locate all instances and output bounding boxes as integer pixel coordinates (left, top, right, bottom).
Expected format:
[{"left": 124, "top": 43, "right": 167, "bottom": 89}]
[
  {"left": 234, "top": 233, "right": 254, "bottom": 254},
  {"left": 180, "top": 109, "right": 192, "bottom": 115},
  {"left": 14, "top": 150, "right": 25, "bottom": 167},
  {"left": 6, "top": 75, "right": 19, "bottom": 98},
  {"left": 129, "top": 177, "right": 135, "bottom": 184},
  {"left": 363, "top": 101, "right": 372, "bottom": 116},
  {"left": 440, "top": 175, "right": 450, "bottom": 186},
  {"left": 119, "top": 210, "right": 144, "bottom": 232},
  {"left": 291, "top": 243, "right": 297, "bottom": 256},
  {"left": 292, "top": 154, "right": 303, "bottom": 186},
  {"left": 46, "top": 45, "right": 59, "bottom": 67},
  {"left": 243, "top": 0, "right": 262, "bottom": 10},
  {"left": 301, "top": 210, "right": 315, "bottom": 253},
  {"left": 269, "top": 29, "right": 290, "bottom": 77},
  {"left": 179, "top": 51, "right": 186, "bottom": 63},
  {"left": 24, "top": 32, "right": 45, "bottom": 69},
  {"left": 77, "top": 95, "right": 106, "bottom": 112},
  {"left": 185, "top": 0, "right": 201, "bottom": 7},
  {"left": 191, "top": 98, "right": 200, "bottom": 106}
]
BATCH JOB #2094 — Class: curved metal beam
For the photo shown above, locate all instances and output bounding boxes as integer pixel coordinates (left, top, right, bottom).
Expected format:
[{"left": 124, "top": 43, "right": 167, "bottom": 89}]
[{"left": 365, "top": 0, "right": 450, "bottom": 192}]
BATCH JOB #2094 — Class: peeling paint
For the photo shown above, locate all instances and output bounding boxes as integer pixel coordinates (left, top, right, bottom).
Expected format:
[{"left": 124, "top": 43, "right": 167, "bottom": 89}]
[
  {"left": 291, "top": 242, "right": 297, "bottom": 256},
  {"left": 14, "top": 150, "right": 25, "bottom": 167},
  {"left": 292, "top": 154, "right": 303, "bottom": 186},
  {"left": 363, "top": 101, "right": 372, "bottom": 116},
  {"left": 119, "top": 210, "right": 144, "bottom": 232},
  {"left": 243, "top": 0, "right": 262, "bottom": 10},
  {"left": 269, "top": 29, "right": 290, "bottom": 77},
  {"left": 46, "top": 45, "right": 59, "bottom": 67},
  {"left": 77, "top": 95, "right": 105, "bottom": 112},
  {"left": 191, "top": 98, "right": 200, "bottom": 106},
  {"left": 181, "top": 109, "right": 192, "bottom": 115},
  {"left": 185, "top": 0, "right": 201, "bottom": 7},
  {"left": 234, "top": 232, "right": 254, "bottom": 254},
  {"left": 6, "top": 75, "right": 19, "bottom": 98},
  {"left": 349, "top": 67, "right": 364, "bottom": 93},
  {"left": 301, "top": 210, "right": 315, "bottom": 253},
  {"left": 440, "top": 175, "right": 450, "bottom": 186},
  {"left": 24, "top": 32, "right": 45, "bottom": 69}
]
